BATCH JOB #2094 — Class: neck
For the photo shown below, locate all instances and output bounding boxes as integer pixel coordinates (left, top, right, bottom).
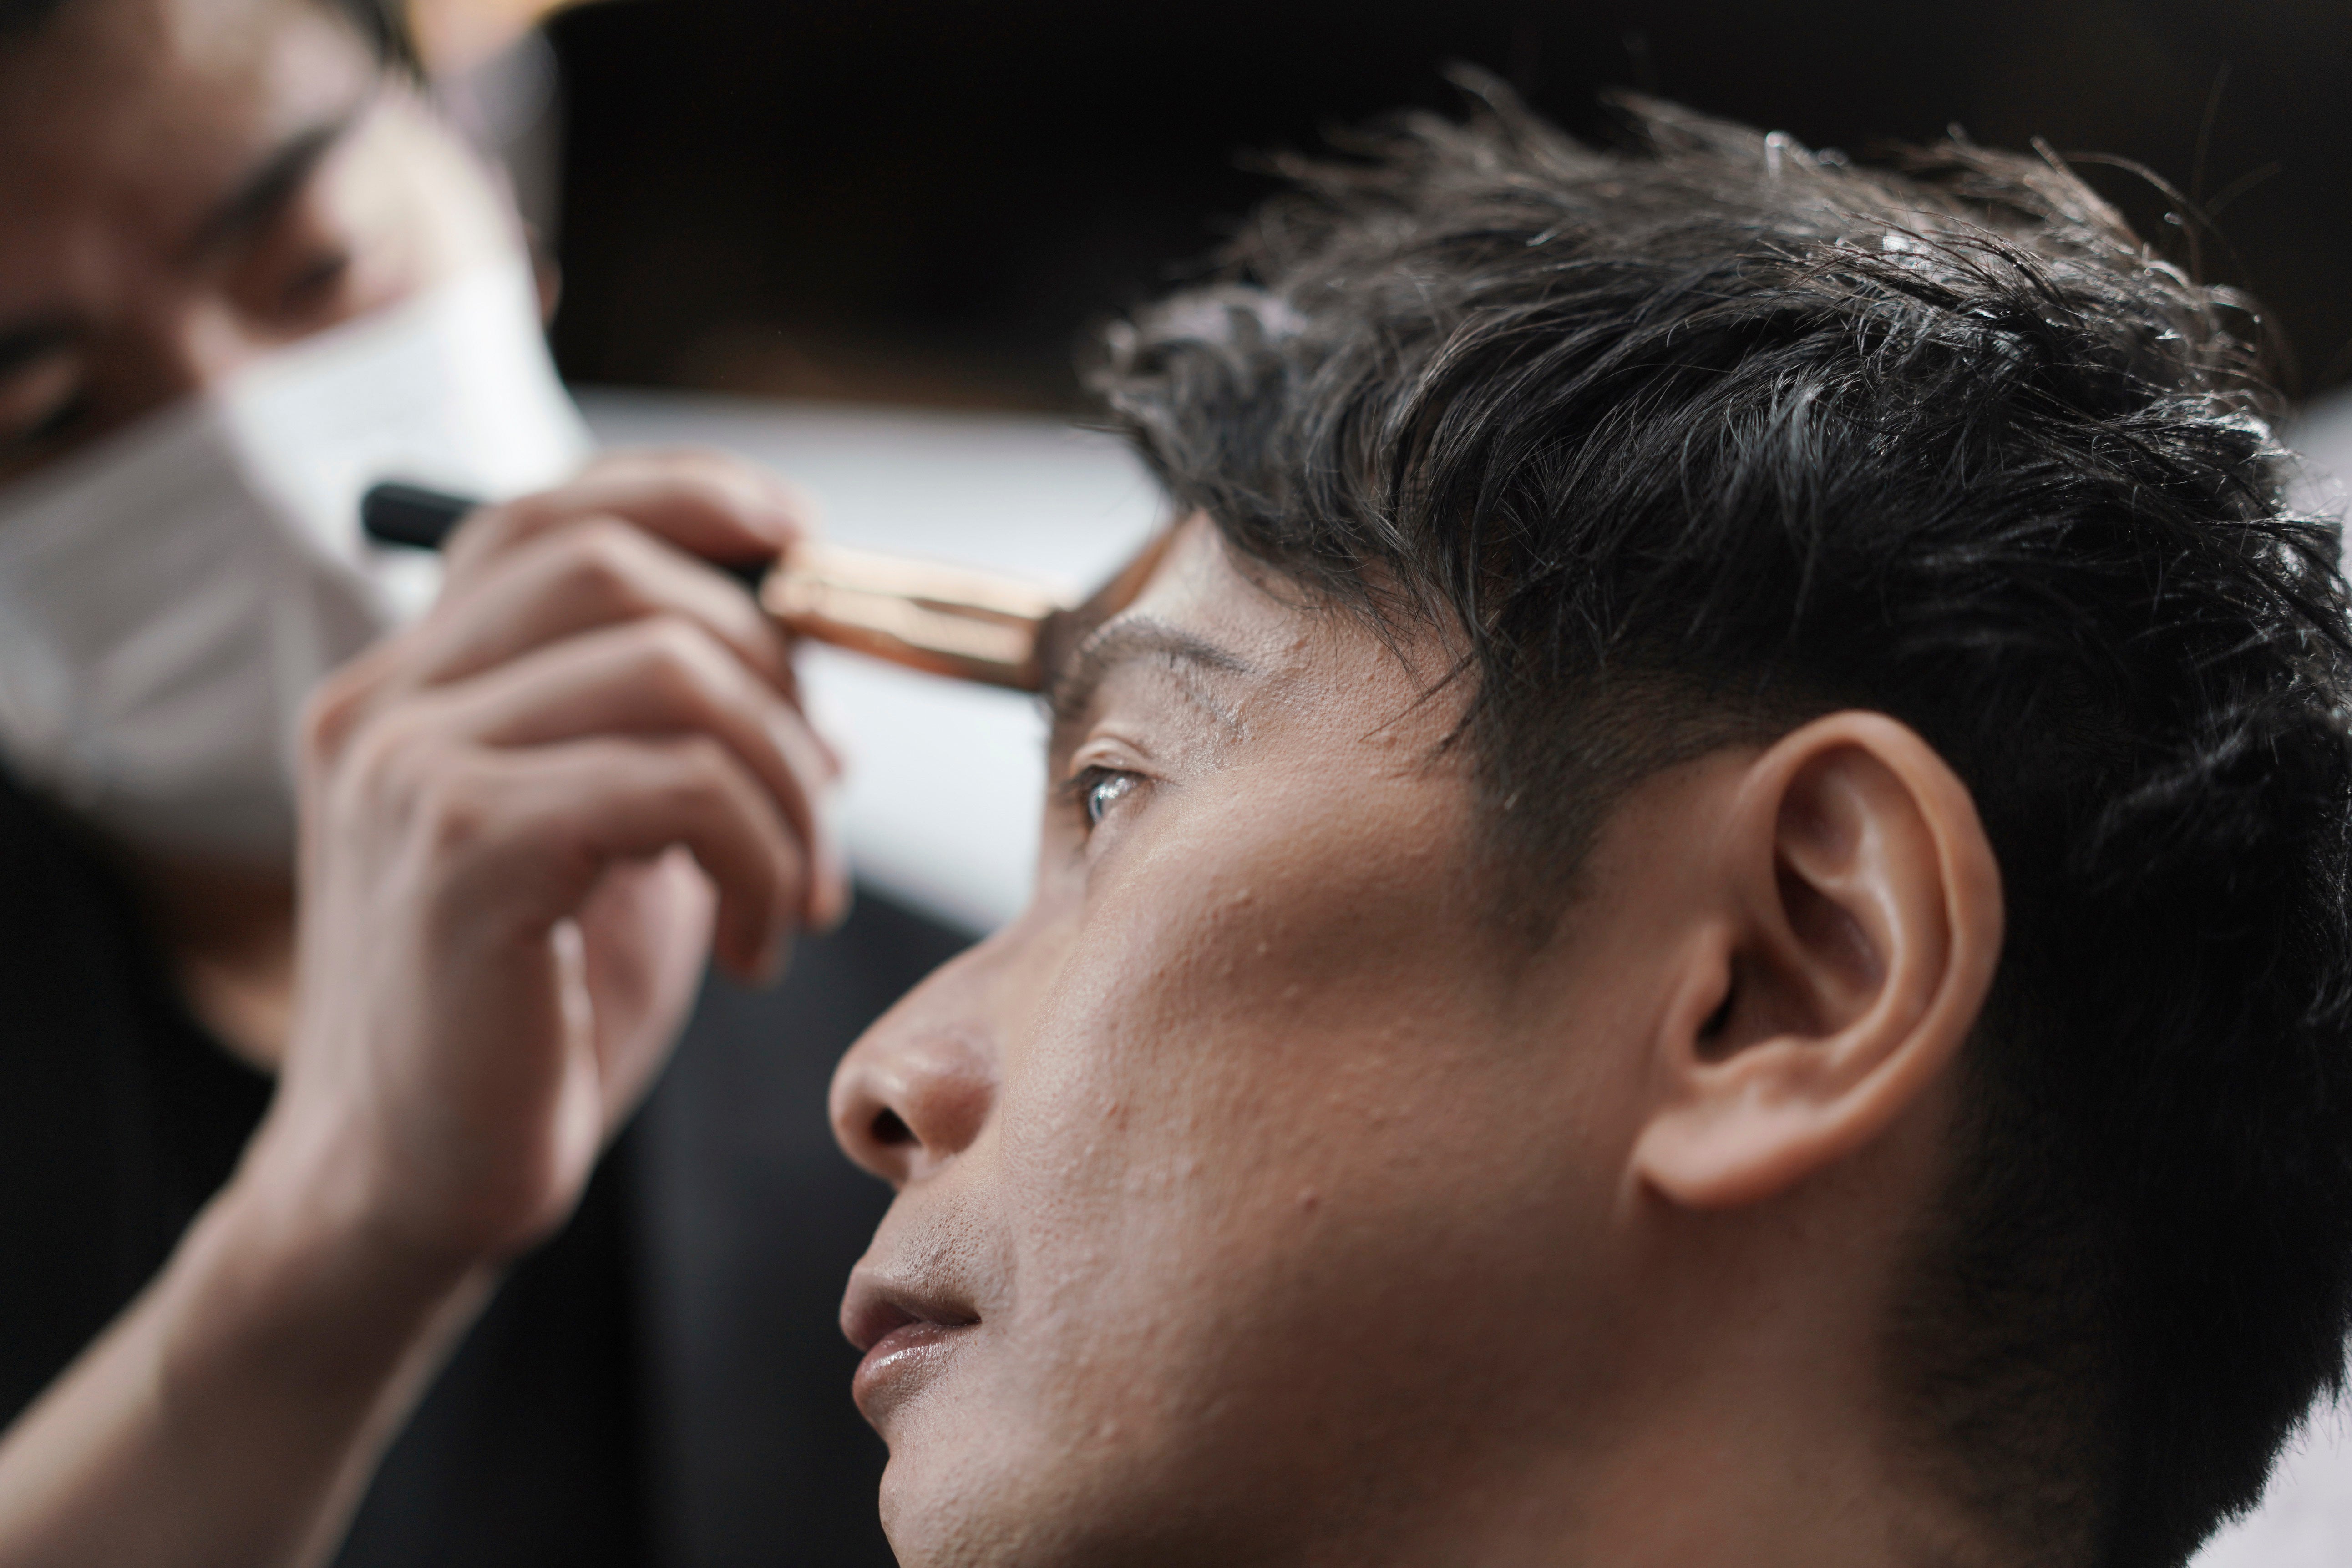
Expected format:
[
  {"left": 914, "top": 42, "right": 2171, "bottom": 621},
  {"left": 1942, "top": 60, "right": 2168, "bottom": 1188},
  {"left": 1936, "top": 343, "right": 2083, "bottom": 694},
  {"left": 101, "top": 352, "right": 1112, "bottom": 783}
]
[
  {"left": 127, "top": 846, "right": 298, "bottom": 1072},
  {"left": 1385, "top": 1362, "right": 1984, "bottom": 1568},
  {"left": 1329, "top": 1188, "right": 2000, "bottom": 1568},
  {"left": 1546, "top": 1350, "right": 1984, "bottom": 1568}
]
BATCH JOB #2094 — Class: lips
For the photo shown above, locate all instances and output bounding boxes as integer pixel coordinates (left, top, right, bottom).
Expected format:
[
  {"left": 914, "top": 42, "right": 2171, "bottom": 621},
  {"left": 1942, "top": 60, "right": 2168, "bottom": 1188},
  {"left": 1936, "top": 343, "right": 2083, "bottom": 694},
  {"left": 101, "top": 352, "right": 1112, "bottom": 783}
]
[{"left": 843, "top": 1270, "right": 979, "bottom": 1420}]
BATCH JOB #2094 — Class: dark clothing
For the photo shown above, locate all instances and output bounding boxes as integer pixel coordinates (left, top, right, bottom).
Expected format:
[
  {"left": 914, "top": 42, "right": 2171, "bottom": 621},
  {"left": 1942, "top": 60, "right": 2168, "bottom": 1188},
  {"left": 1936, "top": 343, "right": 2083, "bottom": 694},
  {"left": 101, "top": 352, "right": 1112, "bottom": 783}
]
[{"left": 0, "top": 770, "right": 959, "bottom": 1566}]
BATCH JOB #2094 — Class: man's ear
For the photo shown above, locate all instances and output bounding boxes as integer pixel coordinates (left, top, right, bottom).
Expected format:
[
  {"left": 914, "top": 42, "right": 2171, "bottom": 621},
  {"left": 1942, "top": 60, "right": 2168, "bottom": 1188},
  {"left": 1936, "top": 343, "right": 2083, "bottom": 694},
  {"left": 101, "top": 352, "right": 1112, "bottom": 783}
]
[{"left": 1630, "top": 712, "right": 2002, "bottom": 1209}]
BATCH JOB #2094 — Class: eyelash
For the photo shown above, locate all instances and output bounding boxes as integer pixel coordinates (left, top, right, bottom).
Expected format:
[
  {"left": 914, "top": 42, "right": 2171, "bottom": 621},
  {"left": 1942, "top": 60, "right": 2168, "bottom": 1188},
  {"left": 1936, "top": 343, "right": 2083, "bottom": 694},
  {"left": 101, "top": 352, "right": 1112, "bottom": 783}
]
[{"left": 1063, "top": 764, "right": 1141, "bottom": 834}]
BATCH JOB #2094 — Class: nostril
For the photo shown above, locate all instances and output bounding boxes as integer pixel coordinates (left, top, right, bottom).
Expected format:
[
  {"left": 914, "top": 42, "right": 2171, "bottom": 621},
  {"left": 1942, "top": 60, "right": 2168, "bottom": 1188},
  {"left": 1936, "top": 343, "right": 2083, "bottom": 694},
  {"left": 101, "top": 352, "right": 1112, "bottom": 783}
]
[{"left": 872, "top": 1108, "right": 915, "bottom": 1147}]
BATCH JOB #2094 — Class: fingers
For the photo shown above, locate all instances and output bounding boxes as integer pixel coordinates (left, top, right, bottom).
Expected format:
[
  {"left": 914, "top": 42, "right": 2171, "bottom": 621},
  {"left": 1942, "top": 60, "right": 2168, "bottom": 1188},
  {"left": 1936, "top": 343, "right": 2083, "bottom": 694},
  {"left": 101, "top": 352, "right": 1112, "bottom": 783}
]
[
  {"left": 445, "top": 447, "right": 819, "bottom": 583},
  {"left": 418, "top": 734, "right": 814, "bottom": 983},
  {"left": 312, "top": 443, "right": 839, "bottom": 784},
  {"left": 382, "top": 615, "right": 849, "bottom": 930},
  {"left": 276, "top": 449, "right": 844, "bottom": 1264},
  {"left": 381, "top": 516, "right": 797, "bottom": 699},
  {"left": 304, "top": 446, "right": 847, "bottom": 1016}
]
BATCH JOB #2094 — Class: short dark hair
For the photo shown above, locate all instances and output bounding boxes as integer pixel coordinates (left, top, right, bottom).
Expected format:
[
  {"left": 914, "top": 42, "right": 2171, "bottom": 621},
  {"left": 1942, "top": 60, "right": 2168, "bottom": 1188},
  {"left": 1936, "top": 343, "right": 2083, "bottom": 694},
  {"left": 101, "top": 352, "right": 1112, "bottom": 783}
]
[
  {"left": 1091, "top": 74, "right": 2352, "bottom": 1568},
  {"left": 0, "top": 0, "right": 414, "bottom": 70}
]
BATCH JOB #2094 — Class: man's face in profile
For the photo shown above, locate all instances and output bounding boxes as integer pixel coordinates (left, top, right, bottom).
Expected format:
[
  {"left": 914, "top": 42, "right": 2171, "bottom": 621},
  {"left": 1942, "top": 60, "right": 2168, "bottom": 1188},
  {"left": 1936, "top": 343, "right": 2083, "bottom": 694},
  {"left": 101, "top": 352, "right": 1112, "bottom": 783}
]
[{"left": 831, "top": 517, "right": 1689, "bottom": 1564}]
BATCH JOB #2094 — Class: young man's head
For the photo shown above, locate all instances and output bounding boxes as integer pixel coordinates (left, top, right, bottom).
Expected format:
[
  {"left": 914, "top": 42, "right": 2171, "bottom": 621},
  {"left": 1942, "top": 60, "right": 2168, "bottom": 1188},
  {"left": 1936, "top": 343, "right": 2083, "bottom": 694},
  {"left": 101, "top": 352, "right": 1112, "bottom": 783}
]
[{"left": 830, "top": 82, "right": 2352, "bottom": 1568}]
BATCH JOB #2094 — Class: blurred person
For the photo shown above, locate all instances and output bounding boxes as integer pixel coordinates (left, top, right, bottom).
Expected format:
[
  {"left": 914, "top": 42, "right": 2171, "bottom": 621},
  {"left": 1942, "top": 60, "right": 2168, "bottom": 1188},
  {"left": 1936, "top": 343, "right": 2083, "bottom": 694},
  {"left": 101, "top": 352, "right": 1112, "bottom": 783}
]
[
  {"left": 828, "top": 90, "right": 2352, "bottom": 1568},
  {"left": 0, "top": 0, "right": 939, "bottom": 1562}
]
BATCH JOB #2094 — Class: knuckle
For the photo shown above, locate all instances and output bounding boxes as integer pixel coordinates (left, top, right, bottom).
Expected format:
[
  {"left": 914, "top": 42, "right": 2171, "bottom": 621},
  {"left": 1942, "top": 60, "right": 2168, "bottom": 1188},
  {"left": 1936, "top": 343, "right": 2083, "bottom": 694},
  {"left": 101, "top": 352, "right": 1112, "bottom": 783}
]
[
  {"left": 560, "top": 521, "right": 656, "bottom": 609},
  {"left": 635, "top": 615, "right": 734, "bottom": 701},
  {"left": 298, "top": 673, "right": 367, "bottom": 762},
  {"left": 409, "top": 762, "right": 497, "bottom": 855},
  {"left": 338, "top": 703, "right": 452, "bottom": 819},
  {"left": 335, "top": 707, "right": 408, "bottom": 788},
  {"left": 347, "top": 719, "right": 420, "bottom": 807}
]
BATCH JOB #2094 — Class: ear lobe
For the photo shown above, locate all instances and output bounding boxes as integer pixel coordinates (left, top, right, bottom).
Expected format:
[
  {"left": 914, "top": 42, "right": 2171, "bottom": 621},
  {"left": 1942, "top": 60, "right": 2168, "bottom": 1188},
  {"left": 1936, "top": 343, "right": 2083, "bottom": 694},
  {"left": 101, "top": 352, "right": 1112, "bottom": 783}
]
[{"left": 1632, "top": 713, "right": 2003, "bottom": 1210}]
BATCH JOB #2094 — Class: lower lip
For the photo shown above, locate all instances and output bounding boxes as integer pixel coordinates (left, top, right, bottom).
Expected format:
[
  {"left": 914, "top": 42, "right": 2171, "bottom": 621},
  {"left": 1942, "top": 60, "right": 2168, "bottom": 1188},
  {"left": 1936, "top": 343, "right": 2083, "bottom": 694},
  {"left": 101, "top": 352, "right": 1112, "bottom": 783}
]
[{"left": 853, "top": 1319, "right": 973, "bottom": 1418}]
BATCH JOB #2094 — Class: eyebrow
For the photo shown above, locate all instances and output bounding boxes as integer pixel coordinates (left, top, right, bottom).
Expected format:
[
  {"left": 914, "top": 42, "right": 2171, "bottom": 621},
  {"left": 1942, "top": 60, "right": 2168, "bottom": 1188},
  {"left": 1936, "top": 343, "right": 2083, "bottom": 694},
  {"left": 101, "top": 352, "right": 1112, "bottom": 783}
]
[
  {"left": 1045, "top": 617, "right": 1256, "bottom": 742},
  {"left": 185, "top": 111, "right": 366, "bottom": 259},
  {"left": 0, "top": 110, "right": 369, "bottom": 385}
]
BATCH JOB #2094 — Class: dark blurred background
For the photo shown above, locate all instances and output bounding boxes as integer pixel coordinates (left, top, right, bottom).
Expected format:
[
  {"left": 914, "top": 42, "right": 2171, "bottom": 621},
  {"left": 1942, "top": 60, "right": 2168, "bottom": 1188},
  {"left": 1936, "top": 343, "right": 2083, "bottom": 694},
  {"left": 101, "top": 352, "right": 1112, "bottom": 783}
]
[{"left": 542, "top": 0, "right": 2352, "bottom": 414}]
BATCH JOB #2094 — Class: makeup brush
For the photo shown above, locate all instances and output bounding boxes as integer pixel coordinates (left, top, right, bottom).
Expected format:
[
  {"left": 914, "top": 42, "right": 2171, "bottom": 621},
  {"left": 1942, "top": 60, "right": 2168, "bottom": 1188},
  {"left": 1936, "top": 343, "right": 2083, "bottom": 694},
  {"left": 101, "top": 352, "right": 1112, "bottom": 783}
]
[{"left": 361, "top": 481, "right": 1098, "bottom": 691}]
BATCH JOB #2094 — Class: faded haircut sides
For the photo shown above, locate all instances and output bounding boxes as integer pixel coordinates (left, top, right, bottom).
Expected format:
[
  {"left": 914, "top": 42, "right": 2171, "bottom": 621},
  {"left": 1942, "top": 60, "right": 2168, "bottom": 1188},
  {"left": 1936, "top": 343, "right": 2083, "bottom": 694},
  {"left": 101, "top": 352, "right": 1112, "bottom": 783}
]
[{"left": 1090, "top": 73, "right": 2352, "bottom": 1568}]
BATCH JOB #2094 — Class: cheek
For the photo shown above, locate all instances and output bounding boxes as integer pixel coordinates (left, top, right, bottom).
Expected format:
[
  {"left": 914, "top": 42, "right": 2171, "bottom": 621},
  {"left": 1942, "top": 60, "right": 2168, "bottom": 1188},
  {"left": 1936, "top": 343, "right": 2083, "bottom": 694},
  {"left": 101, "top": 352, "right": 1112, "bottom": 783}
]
[
  {"left": 981, "top": 766, "right": 1620, "bottom": 1462},
  {"left": 1014, "top": 766, "right": 1480, "bottom": 1187}
]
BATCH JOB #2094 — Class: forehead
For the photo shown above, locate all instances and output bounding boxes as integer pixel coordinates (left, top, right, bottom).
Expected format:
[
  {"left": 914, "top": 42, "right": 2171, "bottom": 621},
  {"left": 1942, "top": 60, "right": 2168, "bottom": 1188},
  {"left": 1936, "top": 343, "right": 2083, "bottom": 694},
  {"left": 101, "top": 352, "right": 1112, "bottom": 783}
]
[
  {"left": 1103, "top": 519, "right": 1305, "bottom": 667},
  {"left": 1071, "top": 516, "right": 1462, "bottom": 750},
  {"left": 0, "top": 0, "right": 372, "bottom": 294}
]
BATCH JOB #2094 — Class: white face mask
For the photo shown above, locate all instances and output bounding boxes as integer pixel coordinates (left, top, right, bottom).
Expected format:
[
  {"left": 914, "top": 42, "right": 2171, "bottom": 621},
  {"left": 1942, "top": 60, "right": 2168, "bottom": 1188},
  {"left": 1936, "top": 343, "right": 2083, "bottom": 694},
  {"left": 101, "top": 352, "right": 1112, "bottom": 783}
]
[{"left": 0, "top": 258, "right": 591, "bottom": 862}]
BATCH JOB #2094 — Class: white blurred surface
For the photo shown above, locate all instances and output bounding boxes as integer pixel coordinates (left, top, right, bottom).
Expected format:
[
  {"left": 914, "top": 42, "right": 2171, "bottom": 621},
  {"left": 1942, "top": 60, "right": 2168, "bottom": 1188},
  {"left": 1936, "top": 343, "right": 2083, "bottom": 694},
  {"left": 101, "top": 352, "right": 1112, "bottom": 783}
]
[
  {"left": 2195, "top": 1403, "right": 2352, "bottom": 1568},
  {"left": 582, "top": 386, "right": 2352, "bottom": 1560},
  {"left": 578, "top": 388, "right": 1164, "bottom": 931},
  {"left": 2295, "top": 389, "right": 2352, "bottom": 525}
]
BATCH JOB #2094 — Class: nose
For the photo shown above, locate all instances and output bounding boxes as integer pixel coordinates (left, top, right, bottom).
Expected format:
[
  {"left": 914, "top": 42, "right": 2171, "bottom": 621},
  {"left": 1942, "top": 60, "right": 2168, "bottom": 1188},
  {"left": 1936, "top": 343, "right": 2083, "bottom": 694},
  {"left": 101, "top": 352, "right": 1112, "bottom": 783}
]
[{"left": 830, "top": 948, "right": 1002, "bottom": 1186}]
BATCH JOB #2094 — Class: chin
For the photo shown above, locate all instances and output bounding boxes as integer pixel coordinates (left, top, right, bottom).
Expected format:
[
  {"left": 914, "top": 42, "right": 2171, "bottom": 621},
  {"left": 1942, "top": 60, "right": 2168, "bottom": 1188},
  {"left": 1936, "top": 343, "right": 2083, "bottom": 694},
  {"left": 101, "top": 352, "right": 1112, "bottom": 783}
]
[
  {"left": 874, "top": 1429, "right": 1081, "bottom": 1568},
  {"left": 875, "top": 1390, "right": 1298, "bottom": 1568},
  {"left": 857, "top": 1283, "right": 1319, "bottom": 1567},
  {"left": 863, "top": 1357, "right": 1060, "bottom": 1567},
  {"left": 873, "top": 1455, "right": 965, "bottom": 1568},
  {"left": 864, "top": 1381, "right": 1127, "bottom": 1568}
]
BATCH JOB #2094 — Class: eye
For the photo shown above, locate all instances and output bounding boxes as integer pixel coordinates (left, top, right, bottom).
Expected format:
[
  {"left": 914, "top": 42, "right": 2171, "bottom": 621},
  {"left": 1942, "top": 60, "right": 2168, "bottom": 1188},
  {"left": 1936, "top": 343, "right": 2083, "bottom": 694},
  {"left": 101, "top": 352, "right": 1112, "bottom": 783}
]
[{"left": 1076, "top": 766, "right": 1140, "bottom": 830}]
